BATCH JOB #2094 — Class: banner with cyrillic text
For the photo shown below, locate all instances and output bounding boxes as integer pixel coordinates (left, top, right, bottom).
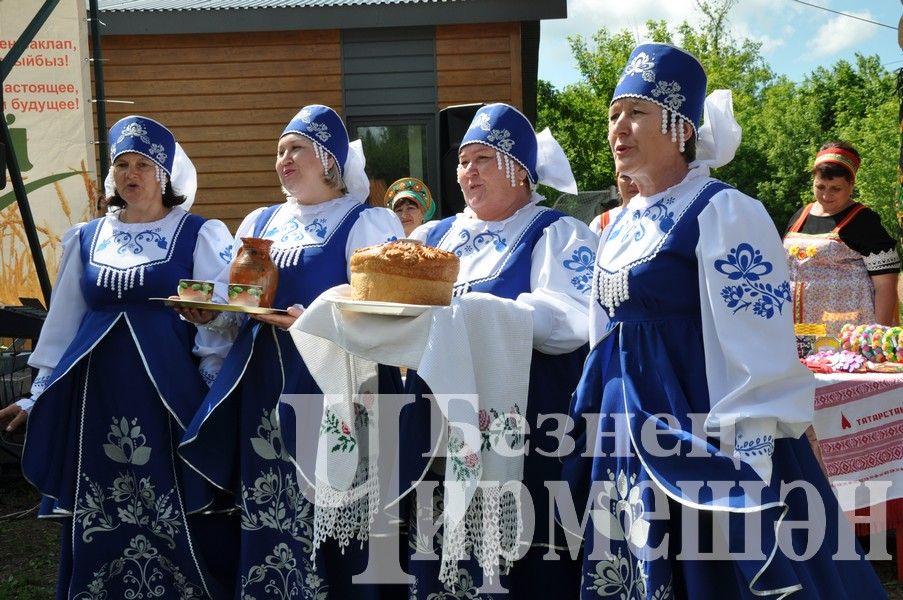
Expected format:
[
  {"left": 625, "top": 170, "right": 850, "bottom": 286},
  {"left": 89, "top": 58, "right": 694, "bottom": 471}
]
[{"left": 0, "top": 0, "right": 94, "bottom": 305}]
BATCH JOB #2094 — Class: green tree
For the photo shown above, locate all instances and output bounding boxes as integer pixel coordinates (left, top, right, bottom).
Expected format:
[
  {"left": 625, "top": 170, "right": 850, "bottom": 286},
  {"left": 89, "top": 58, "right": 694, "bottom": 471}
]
[
  {"left": 745, "top": 55, "right": 898, "bottom": 233},
  {"left": 535, "top": 28, "right": 637, "bottom": 193},
  {"left": 537, "top": 1, "right": 776, "bottom": 201},
  {"left": 820, "top": 55, "right": 898, "bottom": 237},
  {"left": 742, "top": 76, "right": 820, "bottom": 227},
  {"left": 535, "top": 0, "right": 898, "bottom": 242}
]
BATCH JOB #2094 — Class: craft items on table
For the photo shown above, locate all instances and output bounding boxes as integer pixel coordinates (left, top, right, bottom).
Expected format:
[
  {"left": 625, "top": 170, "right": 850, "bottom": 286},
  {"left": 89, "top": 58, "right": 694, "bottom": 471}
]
[
  {"left": 794, "top": 322, "right": 827, "bottom": 358},
  {"left": 801, "top": 349, "right": 866, "bottom": 373},
  {"left": 881, "top": 326, "right": 903, "bottom": 363},
  {"left": 807, "top": 322, "right": 903, "bottom": 373}
]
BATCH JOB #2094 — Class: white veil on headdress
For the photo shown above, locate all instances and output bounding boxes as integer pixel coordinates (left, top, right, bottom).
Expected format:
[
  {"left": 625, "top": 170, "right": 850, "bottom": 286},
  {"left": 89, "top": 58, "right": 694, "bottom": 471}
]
[
  {"left": 343, "top": 139, "right": 370, "bottom": 203},
  {"left": 694, "top": 90, "right": 742, "bottom": 170},
  {"left": 535, "top": 127, "right": 578, "bottom": 195}
]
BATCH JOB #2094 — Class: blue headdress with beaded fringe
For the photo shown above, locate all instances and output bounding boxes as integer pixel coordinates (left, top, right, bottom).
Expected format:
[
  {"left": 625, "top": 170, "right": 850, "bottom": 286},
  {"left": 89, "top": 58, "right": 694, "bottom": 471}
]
[{"left": 612, "top": 43, "right": 707, "bottom": 151}]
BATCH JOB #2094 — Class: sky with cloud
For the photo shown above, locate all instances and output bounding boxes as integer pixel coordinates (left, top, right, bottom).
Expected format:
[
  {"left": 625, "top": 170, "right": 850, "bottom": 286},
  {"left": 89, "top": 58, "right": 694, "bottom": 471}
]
[{"left": 538, "top": 0, "right": 902, "bottom": 89}]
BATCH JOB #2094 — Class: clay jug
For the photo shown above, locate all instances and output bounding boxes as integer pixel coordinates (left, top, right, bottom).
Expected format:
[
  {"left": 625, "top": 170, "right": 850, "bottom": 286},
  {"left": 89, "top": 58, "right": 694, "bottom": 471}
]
[{"left": 230, "top": 237, "right": 279, "bottom": 308}]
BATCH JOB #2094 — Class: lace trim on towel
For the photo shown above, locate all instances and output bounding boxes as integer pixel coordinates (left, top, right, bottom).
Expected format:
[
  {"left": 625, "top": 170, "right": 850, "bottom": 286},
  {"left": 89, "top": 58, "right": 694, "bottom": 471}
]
[
  {"left": 313, "top": 461, "right": 379, "bottom": 553},
  {"left": 439, "top": 484, "right": 523, "bottom": 588}
]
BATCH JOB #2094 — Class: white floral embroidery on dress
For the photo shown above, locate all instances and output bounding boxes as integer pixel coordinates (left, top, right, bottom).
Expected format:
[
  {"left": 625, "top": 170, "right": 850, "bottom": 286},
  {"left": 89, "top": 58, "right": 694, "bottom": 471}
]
[
  {"left": 240, "top": 407, "right": 328, "bottom": 600},
  {"left": 71, "top": 414, "right": 209, "bottom": 599},
  {"left": 585, "top": 469, "right": 673, "bottom": 599},
  {"left": 74, "top": 535, "right": 207, "bottom": 600}
]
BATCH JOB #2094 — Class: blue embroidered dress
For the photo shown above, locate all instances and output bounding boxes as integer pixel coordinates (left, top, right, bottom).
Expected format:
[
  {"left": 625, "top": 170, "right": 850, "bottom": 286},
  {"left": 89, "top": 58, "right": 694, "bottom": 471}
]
[
  {"left": 566, "top": 167, "right": 887, "bottom": 599},
  {"left": 401, "top": 197, "right": 598, "bottom": 599},
  {"left": 21, "top": 207, "right": 235, "bottom": 599},
  {"left": 179, "top": 194, "right": 403, "bottom": 599}
]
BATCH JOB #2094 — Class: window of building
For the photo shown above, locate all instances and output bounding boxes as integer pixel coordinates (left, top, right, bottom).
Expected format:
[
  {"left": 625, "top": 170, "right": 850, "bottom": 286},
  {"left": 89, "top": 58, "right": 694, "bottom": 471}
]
[{"left": 350, "top": 115, "right": 436, "bottom": 208}]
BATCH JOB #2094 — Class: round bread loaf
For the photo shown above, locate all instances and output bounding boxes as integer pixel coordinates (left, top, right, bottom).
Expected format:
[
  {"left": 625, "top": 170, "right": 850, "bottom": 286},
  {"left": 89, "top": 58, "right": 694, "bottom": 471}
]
[{"left": 349, "top": 240, "right": 459, "bottom": 305}]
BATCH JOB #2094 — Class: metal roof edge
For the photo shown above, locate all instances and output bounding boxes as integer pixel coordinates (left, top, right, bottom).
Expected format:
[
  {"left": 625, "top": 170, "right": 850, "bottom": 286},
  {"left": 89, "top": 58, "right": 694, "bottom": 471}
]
[{"left": 97, "top": 1, "right": 567, "bottom": 35}]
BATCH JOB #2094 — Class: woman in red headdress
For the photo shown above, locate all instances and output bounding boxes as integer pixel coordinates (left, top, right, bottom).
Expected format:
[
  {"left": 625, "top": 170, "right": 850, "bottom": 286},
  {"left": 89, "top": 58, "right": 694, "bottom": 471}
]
[{"left": 784, "top": 140, "right": 900, "bottom": 335}]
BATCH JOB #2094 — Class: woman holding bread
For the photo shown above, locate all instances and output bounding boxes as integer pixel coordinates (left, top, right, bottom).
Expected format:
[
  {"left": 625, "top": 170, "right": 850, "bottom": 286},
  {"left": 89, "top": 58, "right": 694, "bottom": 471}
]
[
  {"left": 178, "top": 104, "right": 404, "bottom": 599},
  {"left": 0, "top": 115, "right": 235, "bottom": 598},
  {"left": 401, "top": 102, "right": 598, "bottom": 598}
]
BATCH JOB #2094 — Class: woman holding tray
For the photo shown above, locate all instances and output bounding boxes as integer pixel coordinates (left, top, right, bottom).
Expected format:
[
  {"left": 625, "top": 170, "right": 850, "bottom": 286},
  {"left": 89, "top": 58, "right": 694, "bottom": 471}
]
[
  {"left": 0, "top": 115, "right": 235, "bottom": 598},
  {"left": 178, "top": 104, "right": 404, "bottom": 599}
]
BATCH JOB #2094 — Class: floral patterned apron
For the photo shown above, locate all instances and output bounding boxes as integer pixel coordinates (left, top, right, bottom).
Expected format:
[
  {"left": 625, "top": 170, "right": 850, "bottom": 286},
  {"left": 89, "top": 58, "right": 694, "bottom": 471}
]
[{"left": 784, "top": 202, "right": 874, "bottom": 336}]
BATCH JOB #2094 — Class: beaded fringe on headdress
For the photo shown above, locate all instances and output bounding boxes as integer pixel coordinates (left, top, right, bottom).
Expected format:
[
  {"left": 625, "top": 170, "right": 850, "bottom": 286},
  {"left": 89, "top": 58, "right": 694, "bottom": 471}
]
[{"left": 661, "top": 109, "right": 687, "bottom": 153}]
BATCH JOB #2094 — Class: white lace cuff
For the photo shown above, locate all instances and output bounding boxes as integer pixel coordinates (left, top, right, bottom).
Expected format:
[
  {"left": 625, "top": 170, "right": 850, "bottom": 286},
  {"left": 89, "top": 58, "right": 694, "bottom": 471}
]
[
  {"left": 863, "top": 248, "right": 901, "bottom": 272},
  {"left": 732, "top": 417, "right": 776, "bottom": 483},
  {"left": 15, "top": 397, "right": 35, "bottom": 413},
  {"left": 199, "top": 355, "right": 223, "bottom": 387},
  {"left": 201, "top": 311, "right": 243, "bottom": 338}
]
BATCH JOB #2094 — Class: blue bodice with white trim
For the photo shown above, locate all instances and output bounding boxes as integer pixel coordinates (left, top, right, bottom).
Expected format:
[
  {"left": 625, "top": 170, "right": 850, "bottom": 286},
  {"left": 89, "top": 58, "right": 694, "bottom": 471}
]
[
  {"left": 426, "top": 208, "right": 567, "bottom": 299},
  {"left": 79, "top": 210, "right": 205, "bottom": 306},
  {"left": 252, "top": 201, "right": 369, "bottom": 307}
]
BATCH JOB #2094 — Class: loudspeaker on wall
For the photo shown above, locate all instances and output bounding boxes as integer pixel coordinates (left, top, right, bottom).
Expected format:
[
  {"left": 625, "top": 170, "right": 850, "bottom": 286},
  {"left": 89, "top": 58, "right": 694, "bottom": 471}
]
[{"left": 437, "top": 103, "right": 483, "bottom": 218}]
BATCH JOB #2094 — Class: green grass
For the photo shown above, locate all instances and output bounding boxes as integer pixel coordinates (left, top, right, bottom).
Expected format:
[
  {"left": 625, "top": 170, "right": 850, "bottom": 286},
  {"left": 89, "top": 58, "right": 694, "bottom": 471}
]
[
  {"left": 0, "top": 466, "right": 900, "bottom": 598},
  {"left": 0, "top": 475, "right": 58, "bottom": 599},
  {"left": 0, "top": 572, "right": 58, "bottom": 600}
]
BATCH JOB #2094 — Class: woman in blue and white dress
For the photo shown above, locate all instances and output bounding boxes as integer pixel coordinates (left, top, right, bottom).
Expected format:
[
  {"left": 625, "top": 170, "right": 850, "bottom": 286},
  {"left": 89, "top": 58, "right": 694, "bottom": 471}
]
[
  {"left": 565, "top": 43, "right": 887, "bottom": 599},
  {"left": 401, "top": 103, "right": 598, "bottom": 599},
  {"left": 178, "top": 104, "right": 404, "bottom": 599},
  {"left": 0, "top": 116, "right": 235, "bottom": 599}
]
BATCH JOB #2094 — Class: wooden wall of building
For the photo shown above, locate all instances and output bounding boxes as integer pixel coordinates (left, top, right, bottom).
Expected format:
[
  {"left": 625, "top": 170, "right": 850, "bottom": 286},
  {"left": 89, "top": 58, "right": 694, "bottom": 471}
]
[
  {"left": 98, "top": 30, "right": 341, "bottom": 232},
  {"left": 436, "top": 22, "right": 522, "bottom": 111},
  {"left": 95, "top": 22, "right": 522, "bottom": 231}
]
